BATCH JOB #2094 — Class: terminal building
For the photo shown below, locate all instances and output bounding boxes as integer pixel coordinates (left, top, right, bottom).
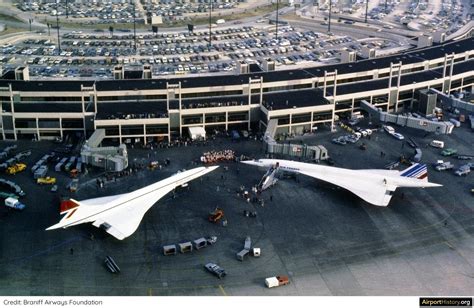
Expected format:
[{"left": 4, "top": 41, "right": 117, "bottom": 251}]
[{"left": 0, "top": 36, "right": 473, "bottom": 144}]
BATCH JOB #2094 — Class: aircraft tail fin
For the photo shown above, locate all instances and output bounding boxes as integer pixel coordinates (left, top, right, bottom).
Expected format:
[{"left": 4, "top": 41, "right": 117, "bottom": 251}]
[
  {"left": 400, "top": 163, "right": 428, "bottom": 181},
  {"left": 257, "top": 165, "right": 279, "bottom": 191},
  {"left": 60, "top": 199, "right": 81, "bottom": 214}
]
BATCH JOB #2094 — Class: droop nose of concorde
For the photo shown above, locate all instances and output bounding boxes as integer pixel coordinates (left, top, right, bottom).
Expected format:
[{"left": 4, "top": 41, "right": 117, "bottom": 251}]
[{"left": 240, "top": 159, "right": 269, "bottom": 168}]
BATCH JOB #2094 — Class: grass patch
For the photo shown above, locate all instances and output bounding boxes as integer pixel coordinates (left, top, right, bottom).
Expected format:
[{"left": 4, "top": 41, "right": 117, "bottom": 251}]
[
  {"left": 0, "top": 26, "right": 27, "bottom": 36},
  {"left": 0, "top": 12, "right": 25, "bottom": 24}
]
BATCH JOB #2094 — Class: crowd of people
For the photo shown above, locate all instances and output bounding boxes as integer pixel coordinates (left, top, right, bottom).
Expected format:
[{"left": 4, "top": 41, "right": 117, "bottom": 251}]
[{"left": 201, "top": 149, "right": 236, "bottom": 164}]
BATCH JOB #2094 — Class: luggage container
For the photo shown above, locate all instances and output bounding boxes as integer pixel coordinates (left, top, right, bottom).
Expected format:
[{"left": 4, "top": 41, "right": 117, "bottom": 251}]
[
  {"left": 178, "top": 242, "right": 193, "bottom": 253},
  {"left": 34, "top": 166, "right": 48, "bottom": 179},
  {"left": 163, "top": 244, "right": 177, "bottom": 256},
  {"left": 236, "top": 249, "right": 249, "bottom": 261},
  {"left": 244, "top": 236, "right": 251, "bottom": 250},
  {"left": 55, "top": 157, "right": 68, "bottom": 172},
  {"left": 193, "top": 237, "right": 208, "bottom": 250}
]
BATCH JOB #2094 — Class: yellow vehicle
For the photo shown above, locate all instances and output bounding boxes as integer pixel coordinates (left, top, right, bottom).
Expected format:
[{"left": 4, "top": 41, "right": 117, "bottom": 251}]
[
  {"left": 37, "top": 177, "right": 57, "bottom": 185},
  {"left": 6, "top": 163, "right": 27, "bottom": 175}
]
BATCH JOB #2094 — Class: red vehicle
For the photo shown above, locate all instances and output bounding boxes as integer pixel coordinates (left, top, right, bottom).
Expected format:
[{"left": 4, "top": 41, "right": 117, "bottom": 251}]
[{"left": 208, "top": 208, "right": 224, "bottom": 223}]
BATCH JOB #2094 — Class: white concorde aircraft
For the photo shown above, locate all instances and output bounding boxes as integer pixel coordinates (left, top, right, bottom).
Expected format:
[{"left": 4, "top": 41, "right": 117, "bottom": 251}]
[
  {"left": 46, "top": 166, "right": 218, "bottom": 240},
  {"left": 241, "top": 159, "right": 442, "bottom": 207}
]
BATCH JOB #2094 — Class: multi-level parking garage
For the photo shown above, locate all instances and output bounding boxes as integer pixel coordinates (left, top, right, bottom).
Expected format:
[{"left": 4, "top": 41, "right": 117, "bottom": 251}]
[{"left": 0, "top": 35, "right": 473, "bottom": 143}]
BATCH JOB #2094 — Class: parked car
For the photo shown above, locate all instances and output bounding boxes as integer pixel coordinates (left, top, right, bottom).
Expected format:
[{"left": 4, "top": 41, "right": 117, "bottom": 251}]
[
  {"left": 434, "top": 161, "right": 454, "bottom": 171},
  {"left": 383, "top": 125, "right": 395, "bottom": 134},
  {"left": 204, "top": 263, "right": 226, "bottom": 279},
  {"left": 441, "top": 148, "right": 457, "bottom": 156},
  {"left": 391, "top": 132, "right": 405, "bottom": 140},
  {"left": 332, "top": 137, "right": 346, "bottom": 145},
  {"left": 430, "top": 140, "right": 445, "bottom": 148},
  {"left": 37, "top": 176, "right": 57, "bottom": 185},
  {"left": 454, "top": 166, "right": 471, "bottom": 176}
]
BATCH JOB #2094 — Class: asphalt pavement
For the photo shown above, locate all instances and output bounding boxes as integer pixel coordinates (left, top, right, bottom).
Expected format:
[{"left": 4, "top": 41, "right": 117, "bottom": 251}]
[{"left": 0, "top": 122, "right": 473, "bottom": 295}]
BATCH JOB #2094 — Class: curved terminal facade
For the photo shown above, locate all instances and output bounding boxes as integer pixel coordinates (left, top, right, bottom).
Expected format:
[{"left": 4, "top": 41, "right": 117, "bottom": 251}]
[{"left": 0, "top": 36, "right": 473, "bottom": 143}]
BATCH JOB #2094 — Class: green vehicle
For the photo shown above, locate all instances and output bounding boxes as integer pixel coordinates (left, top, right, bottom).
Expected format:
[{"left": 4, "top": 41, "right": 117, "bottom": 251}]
[{"left": 441, "top": 148, "right": 457, "bottom": 156}]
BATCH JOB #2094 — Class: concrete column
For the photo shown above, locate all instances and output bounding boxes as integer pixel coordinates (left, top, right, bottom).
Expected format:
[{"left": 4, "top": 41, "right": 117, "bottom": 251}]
[
  {"left": 36, "top": 118, "right": 40, "bottom": 141},
  {"left": 93, "top": 83, "right": 98, "bottom": 116},
  {"left": 10, "top": 85, "right": 17, "bottom": 140},
  {"left": 178, "top": 82, "right": 182, "bottom": 138},
  {"left": 225, "top": 111, "right": 228, "bottom": 131},
  {"left": 81, "top": 85, "right": 85, "bottom": 114},
  {"left": 60, "top": 117, "right": 63, "bottom": 138}
]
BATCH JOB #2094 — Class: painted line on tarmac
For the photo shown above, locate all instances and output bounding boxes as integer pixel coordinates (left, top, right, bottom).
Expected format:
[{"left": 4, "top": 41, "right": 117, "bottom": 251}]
[{"left": 218, "top": 285, "right": 227, "bottom": 296}]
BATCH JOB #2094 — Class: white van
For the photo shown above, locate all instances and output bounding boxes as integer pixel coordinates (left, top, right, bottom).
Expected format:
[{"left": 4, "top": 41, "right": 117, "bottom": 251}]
[{"left": 430, "top": 140, "right": 445, "bottom": 148}]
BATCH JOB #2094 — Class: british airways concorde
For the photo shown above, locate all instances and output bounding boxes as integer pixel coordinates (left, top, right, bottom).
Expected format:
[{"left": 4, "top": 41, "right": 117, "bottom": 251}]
[
  {"left": 46, "top": 166, "right": 218, "bottom": 240},
  {"left": 242, "top": 159, "right": 441, "bottom": 207}
]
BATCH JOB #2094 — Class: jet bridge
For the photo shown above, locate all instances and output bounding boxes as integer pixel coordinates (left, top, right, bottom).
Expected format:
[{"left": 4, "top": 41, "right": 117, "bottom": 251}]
[
  {"left": 81, "top": 129, "right": 128, "bottom": 172},
  {"left": 263, "top": 119, "right": 329, "bottom": 161}
]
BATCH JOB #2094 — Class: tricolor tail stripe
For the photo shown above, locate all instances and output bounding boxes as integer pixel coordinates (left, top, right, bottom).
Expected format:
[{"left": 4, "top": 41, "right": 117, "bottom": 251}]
[{"left": 400, "top": 163, "right": 428, "bottom": 180}]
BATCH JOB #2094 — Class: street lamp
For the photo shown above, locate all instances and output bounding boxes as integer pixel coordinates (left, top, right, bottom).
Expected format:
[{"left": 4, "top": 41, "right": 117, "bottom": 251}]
[
  {"left": 275, "top": 0, "right": 279, "bottom": 41},
  {"left": 365, "top": 0, "right": 369, "bottom": 23},
  {"left": 328, "top": 0, "right": 331, "bottom": 33},
  {"left": 132, "top": 0, "right": 137, "bottom": 53},
  {"left": 209, "top": 0, "right": 213, "bottom": 48},
  {"left": 55, "top": 1, "right": 61, "bottom": 54}
]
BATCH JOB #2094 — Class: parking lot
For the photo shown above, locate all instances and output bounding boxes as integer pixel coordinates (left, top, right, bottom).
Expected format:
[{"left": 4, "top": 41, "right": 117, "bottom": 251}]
[
  {"left": 15, "top": 0, "right": 252, "bottom": 25},
  {"left": 0, "top": 23, "right": 405, "bottom": 79},
  {"left": 0, "top": 118, "right": 472, "bottom": 295}
]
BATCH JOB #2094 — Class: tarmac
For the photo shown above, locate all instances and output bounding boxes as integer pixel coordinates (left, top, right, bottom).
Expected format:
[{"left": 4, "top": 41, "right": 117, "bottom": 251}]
[{"left": 0, "top": 121, "right": 473, "bottom": 296}]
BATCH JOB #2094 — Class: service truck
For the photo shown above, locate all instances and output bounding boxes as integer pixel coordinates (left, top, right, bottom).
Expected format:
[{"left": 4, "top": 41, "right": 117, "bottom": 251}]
[
  {"left": 5, "top": 197, "right": 25, "bottom": 210},
  {"left": 265, "top": 276, "right": 290, "bottom": 288}
]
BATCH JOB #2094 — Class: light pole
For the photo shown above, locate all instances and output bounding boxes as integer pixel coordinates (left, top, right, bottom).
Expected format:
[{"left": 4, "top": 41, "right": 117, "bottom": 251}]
[
  {"left": 328, "top": 0, "right": 331, "bottom": 33},
  {"left": 209, "top": 0, "right": 213, "bottom": 48},
  {"left": 365, "top": 0, "right": 369, "bottom": 23},
  {"left": 56, "top": 1, "right": 61, "bottom": 54},
  {"left": 132, "top": 1, "right": 137, "bottom": 53},
  {"left": 275, "top": 0, "right": 279, "bottom": 41}
]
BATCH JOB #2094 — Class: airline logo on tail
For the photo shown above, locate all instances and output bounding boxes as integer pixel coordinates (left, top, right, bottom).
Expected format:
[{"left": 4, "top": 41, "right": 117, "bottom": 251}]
[
  {"left": 400, "top": 163, "right": 428, "bottom": 180},
  {"left": 60, "top": 199, "right": 80, "bottom": 214}
]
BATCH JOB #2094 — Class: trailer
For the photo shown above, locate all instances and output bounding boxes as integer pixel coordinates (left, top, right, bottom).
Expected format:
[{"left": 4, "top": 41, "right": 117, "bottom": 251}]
[
  {"left": 55, "top": 157, "right": 68, "bottom": 172},
  {"left": 64, "top": 156, "right": 77, "bottom": 172},
  {"left": 34, "top": 165, "right": 48, "bottom": 179}
]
